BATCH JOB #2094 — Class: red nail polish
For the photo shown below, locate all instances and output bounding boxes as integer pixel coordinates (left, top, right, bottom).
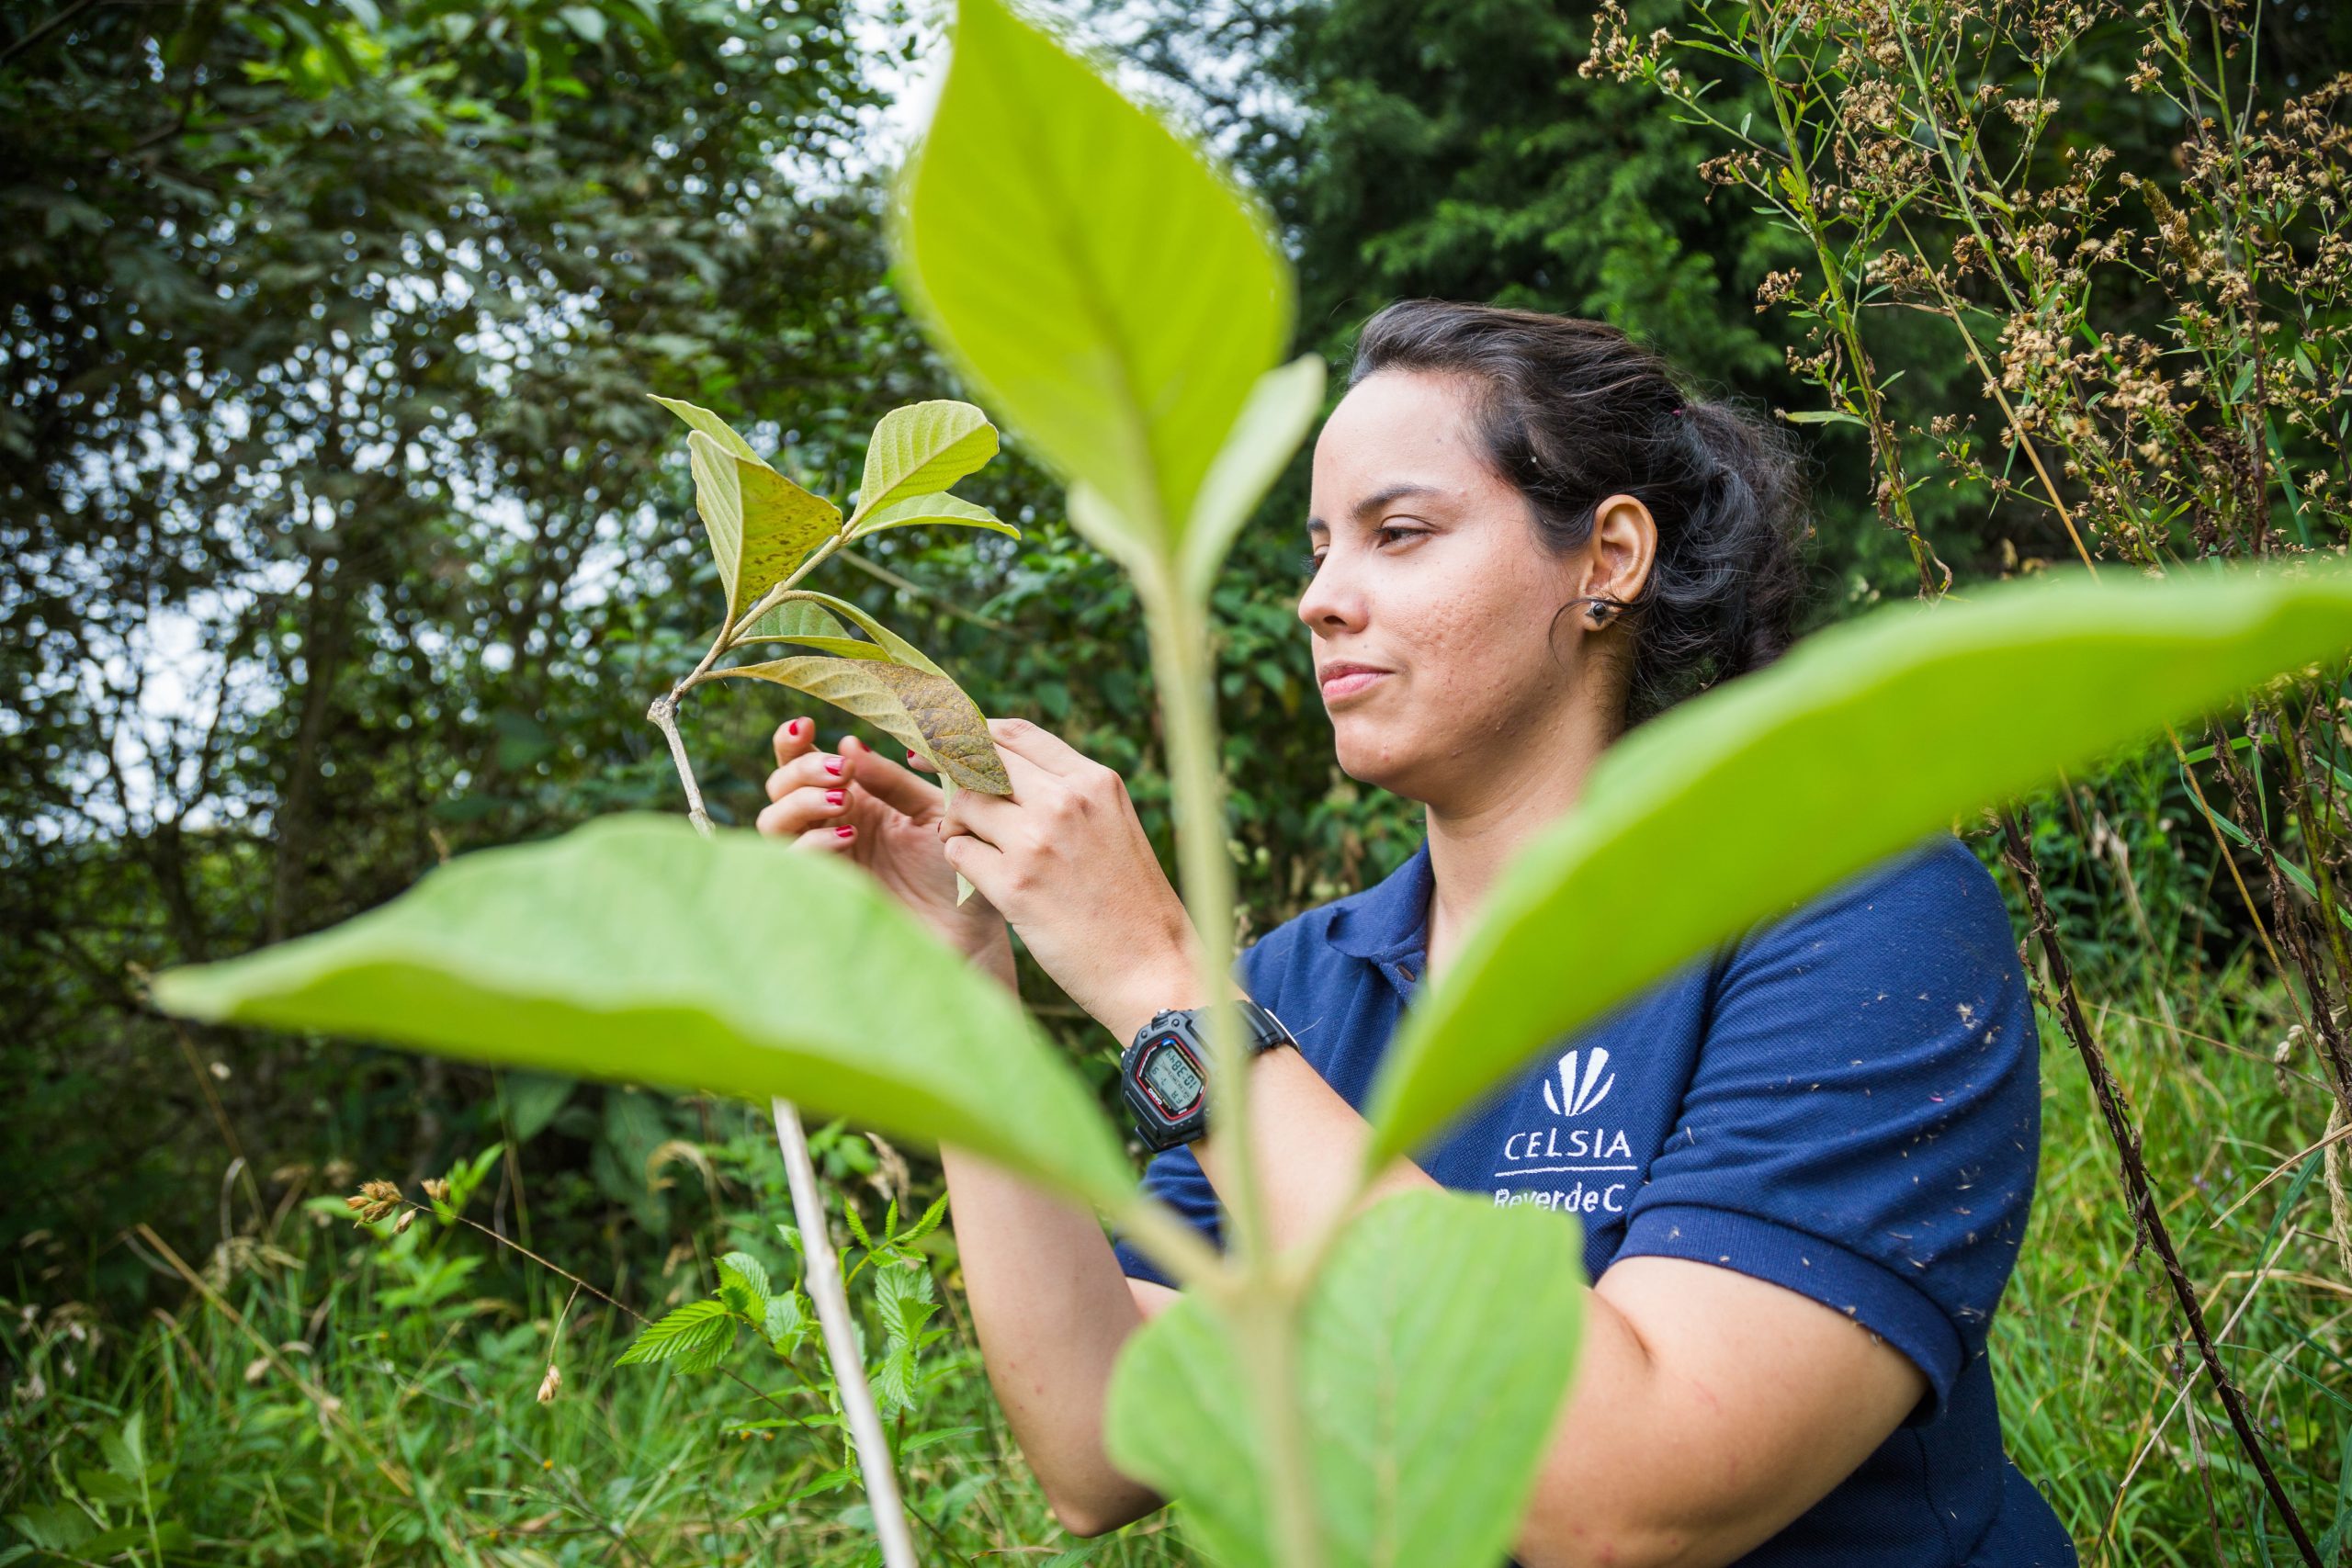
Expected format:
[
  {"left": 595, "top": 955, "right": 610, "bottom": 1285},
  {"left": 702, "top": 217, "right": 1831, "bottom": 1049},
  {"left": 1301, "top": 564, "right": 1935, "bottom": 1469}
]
[
  {"left": 906, "top": 750, "right": 920, "bottom": 764},
  {"left": 824, "top": 789, "right": 845, "bottom": 807},
  {"left": 834, "top": 825, "right": 854, "bottom": 839},
  {"left": 823, "top": 756, "right": 843, "bottom": 775},
  {"left": 791, "top": 719, "right": 807, "bottom": 738}
]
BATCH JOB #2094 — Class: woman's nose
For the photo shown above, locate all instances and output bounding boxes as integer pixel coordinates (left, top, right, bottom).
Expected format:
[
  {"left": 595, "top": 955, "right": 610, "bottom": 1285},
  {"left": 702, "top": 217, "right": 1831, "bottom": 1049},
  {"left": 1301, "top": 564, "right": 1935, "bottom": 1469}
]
[{"left": 1297, "top": 551, "right": 1364, "bottom": 633}]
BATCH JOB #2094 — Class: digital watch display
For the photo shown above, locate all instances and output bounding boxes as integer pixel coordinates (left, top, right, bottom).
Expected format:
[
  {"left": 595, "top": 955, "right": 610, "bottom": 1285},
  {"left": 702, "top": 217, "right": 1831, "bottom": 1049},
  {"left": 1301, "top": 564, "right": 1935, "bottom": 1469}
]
[{"left": 1118, "top": 998, "right": 1295, "bottom": 1152}]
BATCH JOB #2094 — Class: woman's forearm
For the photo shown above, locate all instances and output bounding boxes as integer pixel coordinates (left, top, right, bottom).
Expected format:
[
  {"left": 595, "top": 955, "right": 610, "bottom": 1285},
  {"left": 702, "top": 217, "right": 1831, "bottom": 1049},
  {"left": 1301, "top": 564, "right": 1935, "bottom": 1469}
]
[{"left": 935, "top": 934, "right": 1168, "bottom": 1536}]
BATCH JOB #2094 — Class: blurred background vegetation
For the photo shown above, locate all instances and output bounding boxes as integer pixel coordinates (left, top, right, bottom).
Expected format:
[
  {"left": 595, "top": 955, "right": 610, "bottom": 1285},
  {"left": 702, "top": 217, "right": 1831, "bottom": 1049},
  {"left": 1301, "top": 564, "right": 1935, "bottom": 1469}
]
[{"left": 6, "top": 0, "right": 2352, "bottom": 1562}]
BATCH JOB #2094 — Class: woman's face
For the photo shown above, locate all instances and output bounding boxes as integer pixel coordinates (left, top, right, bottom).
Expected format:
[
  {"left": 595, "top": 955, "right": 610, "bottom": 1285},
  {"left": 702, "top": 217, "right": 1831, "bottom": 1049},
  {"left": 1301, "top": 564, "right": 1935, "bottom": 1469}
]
[{"left": 1299, "top": 368, "right": 1646, "bottom": 804}]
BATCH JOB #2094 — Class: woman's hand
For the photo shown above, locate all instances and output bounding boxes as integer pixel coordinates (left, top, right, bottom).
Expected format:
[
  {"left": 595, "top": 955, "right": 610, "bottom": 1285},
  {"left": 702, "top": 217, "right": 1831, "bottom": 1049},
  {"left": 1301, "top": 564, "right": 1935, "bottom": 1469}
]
[
  {"left": 757, "top": 716, "right": 1009, "bottom": 964},
  {"left": 931, "top": 717, "right": 1202, "bottom": 1042}
]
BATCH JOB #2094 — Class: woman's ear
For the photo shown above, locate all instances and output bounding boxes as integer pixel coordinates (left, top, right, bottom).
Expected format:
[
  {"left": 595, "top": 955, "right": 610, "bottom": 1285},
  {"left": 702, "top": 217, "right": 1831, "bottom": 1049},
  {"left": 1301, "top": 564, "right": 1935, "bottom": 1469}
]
[{"left": 1585, "top": 493, "right": 1657, "bottom": 608}]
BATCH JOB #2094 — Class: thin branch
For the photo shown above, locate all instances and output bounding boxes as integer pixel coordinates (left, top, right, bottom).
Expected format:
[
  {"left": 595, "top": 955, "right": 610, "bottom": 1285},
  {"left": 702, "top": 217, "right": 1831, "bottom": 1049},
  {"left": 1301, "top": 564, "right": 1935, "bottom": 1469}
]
[{"left": 1996, "top": 808, "right": 2322, "bottom": 1568}]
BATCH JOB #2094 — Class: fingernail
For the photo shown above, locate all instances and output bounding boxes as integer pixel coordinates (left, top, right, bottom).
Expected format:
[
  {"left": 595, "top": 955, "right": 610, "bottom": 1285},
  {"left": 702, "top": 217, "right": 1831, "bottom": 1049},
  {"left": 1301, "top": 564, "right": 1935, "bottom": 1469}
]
[
  {"left": 824, "top": 789, "right": 845, "bottom": 807},
  {"left": 791, "top": 718, "right": 808, "bottom": 738},
  {"left": 834, "top": 825, "right": 855, "bottom": 839},
  {"left": 823, "top": 755, "right": 843, "bottom": 775},
  {"left": 906, "top": 750, "right": 920, "bottom": 764}
]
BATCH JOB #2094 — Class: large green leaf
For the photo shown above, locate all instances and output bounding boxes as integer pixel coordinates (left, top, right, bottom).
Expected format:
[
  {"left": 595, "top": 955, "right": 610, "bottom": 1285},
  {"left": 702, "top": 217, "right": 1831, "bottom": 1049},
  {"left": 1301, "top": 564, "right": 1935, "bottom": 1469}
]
[
  {"left": 743, "top": 597, "right": 855, "bottom": 646},
  {"left": 849, "top": 491, "right": 1022, "bottom": 544},
  {"left": 148, "top": 817, "right": 1130, "bottom": 1208},
  {"left": 891, "top": 0, "right": 1291, "bottom": 570},
  {"left": 685, "top": 430, "right": 842, "bottom": 625},
  {"left": 1105, "top": 1190, "right": 1584, "bottom": 1567},
  {"left": 851, "top": 400, "right": 1000, "bottom": 525},
  {"left": 1178, "top": 354, "right": 1328, "bottom": 602},
  {"left": 1364, "top": 559, "right": 2352, "bottom": 1169},
  {"left": 718, "top": 655, "right": 1012, "bottom": 795}
]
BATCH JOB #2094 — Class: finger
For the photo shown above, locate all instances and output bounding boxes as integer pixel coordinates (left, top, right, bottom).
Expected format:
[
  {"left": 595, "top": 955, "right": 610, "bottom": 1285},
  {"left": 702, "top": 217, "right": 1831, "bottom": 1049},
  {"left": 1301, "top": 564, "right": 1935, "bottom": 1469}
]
[
  {"left": 773, "top": 715, "right": 819, "bottom": 770},
  {"left": 903, "top": 748, "right": 936, "bottom": 773},
  {"left": 985, "top": 716, "right": 1096, "bottom": 779},
  {"left": 763, "top": 747, "right": 851, "bottom": 804},
  {"left": 940, "top": 827, "right": 1008, "bottom": 898},
  {"left": 756, "top": 784, "right": 853, "bottom": 838},
  {"left": 789, "top": 820, "right": 860, "bottom": 855},
  {"left": 837, "top": 735, "right": 943, "bottom": 818}
]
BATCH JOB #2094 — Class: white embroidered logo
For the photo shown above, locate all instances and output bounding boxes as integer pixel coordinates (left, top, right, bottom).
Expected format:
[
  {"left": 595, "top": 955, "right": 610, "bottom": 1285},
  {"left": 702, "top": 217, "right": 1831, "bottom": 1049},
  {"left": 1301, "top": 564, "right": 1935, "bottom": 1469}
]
[{"left": 1541, "top": 1046, "right": 1615, "bottom": 1119}]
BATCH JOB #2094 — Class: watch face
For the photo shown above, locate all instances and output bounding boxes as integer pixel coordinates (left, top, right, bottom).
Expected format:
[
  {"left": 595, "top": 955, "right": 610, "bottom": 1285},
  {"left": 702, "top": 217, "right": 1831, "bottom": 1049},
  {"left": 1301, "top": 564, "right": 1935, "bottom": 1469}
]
[{"left": 1140, "top": 1036, "right": 1204, "bottom": 1114}]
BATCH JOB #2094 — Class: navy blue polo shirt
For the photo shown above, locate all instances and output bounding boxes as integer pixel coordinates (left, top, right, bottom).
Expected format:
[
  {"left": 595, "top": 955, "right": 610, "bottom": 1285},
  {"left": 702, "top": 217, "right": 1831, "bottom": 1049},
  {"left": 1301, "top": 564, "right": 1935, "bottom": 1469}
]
[{"left": 1111, "top": 829, "right": 2075, "bottom": 1565}]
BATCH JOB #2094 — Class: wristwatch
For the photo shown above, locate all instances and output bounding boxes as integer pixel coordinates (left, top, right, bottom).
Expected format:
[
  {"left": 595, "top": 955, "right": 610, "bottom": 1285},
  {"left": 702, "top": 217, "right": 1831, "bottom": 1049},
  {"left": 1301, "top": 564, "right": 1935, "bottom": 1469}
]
[{"left": 1119, "top": 997, "right": 1297, "bottom": 1152}]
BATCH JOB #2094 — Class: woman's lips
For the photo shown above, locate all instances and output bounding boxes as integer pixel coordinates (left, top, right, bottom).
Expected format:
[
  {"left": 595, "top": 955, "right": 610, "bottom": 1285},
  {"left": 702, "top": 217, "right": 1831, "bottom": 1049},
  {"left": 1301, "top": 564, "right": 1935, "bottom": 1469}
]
[{"left": 1319, "top": 668, "right": 1392, "bottom": 703}]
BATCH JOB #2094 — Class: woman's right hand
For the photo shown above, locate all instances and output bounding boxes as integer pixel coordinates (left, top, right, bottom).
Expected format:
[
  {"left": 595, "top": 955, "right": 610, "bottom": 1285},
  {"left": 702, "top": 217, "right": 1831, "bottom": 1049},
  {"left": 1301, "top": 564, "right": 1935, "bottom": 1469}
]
[{"left": 756, "top": 716, "right": 1010, "bottom": 963}]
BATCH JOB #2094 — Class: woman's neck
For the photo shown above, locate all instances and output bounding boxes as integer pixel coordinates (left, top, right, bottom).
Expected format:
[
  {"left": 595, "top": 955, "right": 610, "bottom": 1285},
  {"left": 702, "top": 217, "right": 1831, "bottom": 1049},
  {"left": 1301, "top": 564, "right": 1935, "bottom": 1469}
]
[{"left": 1419, "top": 702, "right": 1616, "bottom": 984}]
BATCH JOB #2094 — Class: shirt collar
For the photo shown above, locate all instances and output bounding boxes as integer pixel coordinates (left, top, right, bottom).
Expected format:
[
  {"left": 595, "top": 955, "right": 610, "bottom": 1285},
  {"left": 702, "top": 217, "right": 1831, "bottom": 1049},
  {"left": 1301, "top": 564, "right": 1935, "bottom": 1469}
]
[{"left": 1325, "top": 837, "right": 1435, "bottom": 967}]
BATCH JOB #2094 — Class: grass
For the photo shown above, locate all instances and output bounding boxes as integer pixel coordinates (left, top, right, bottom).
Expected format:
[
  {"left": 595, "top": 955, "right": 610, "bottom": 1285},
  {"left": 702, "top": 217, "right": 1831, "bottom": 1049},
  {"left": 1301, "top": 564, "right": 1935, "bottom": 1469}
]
[
  {"left": 1993, "top": 945, "right": 2352, "bottom": 1566},
  {"left": 6, "top": 939, "right": 2348, "bottom": 1564}
]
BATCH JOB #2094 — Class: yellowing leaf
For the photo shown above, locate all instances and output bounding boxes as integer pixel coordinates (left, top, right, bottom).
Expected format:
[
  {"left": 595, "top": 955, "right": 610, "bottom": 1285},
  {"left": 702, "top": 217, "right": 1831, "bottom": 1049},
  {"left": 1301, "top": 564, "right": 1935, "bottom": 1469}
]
[
  {"left": 853, "top": 401, "right": 1001, "bottom": 525},
  {"left": 685, "top": 431, "right": 842, "bottom": 626},
  {"left": 718, "top": 655, "right": 1011, "bottom": 795}
]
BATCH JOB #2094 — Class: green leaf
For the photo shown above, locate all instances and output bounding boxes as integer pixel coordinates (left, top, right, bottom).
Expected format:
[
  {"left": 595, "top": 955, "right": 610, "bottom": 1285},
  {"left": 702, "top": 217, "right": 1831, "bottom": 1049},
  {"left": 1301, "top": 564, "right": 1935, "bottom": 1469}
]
[
  {"left": 849, "top": 491, "right": 1022, "bottom": 544},
  {"left": 685, "top": 430, "right": 842, "bottom": 626},
  {"left": 899, "top": 1190, "right": 950, "bottom": 1245},
  {"left": 763, "top": 1290, "right": 810, "bottom": 1358},
  {"left": 717, "top": 654, "right": 1012, "bottom": 795},
  {"left": 148, "top": 816, "right": 1134, "bottom": 1211},
  {"left": 893, "top": 0, "right": 1291, "bottom": 571},
  {"left": 616, "top": 1297, "right": 736, "bottom": 1367},
  {"left": 502, "top": 1070, "right": 574, "bottom": 1142},
  {"left": 649, "top": 394, "right": 763, "bottom": 464},
  {"left": 875, "top": 1343, "right": 921, "bottom": 1413},
  {"left": 1178, "top": 354, "right": 1327, "bottom": 602},
  {"left": 1105, "top": 1190, "right": 1584, "bottom": 1567},
  {"left": 764, "top": 590, "right": 946, "bottom": 677},
  {"left": 1364, "top": 560, "right": 2352, "bottom": 1169},
  {"left": 875, "top": 1261, "right": 937, "bottom": 1346},
  {"left": 718, "top": 1252, "right": 770, "bottom": 1319},
  {"left": 852, "top": 400, "right": 1000, "bottom": 525},
  {"left": 742, "top": 599, "right": 856, "bottom": 648}
]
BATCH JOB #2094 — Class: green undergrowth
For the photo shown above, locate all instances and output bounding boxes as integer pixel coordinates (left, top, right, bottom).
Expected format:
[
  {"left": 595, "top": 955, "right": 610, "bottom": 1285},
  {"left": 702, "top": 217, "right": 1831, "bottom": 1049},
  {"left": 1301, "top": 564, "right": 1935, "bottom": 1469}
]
[{"left": 5, "top": 944, "right": 2346, "bottom": 1565}]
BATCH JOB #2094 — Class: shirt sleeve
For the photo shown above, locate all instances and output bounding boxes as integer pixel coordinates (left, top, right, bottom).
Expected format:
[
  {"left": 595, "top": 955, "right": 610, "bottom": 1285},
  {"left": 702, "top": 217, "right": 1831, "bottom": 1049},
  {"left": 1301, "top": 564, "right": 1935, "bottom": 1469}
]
[
  {"left": 1107, "top": 939, "right": 1281, "bottom": 1288},
  {"left": 1612, "top": 833, "right": 2041, "bottom": 1427}
]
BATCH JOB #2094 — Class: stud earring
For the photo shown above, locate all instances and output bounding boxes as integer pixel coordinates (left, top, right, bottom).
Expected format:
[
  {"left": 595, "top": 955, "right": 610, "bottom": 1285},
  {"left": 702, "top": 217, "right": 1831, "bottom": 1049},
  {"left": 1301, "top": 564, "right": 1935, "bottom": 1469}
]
[{"left": 1586, "top": 600, "right": 1613, "bottom": 625}]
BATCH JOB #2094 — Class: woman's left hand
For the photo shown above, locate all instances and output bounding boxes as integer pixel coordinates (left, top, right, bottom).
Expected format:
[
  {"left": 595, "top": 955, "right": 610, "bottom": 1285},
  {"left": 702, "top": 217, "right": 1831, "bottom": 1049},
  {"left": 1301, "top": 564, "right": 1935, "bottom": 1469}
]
[{"left": 931, "top": 717, "right": 1204, "bottom": 1041}]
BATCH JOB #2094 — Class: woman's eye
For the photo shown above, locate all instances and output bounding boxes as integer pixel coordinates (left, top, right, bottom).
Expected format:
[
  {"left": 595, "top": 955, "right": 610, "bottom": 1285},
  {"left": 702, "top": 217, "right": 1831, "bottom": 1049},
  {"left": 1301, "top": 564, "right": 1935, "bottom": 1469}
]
[{"left": 1298, "top": 527, "right": 1419, "bottom": 579}]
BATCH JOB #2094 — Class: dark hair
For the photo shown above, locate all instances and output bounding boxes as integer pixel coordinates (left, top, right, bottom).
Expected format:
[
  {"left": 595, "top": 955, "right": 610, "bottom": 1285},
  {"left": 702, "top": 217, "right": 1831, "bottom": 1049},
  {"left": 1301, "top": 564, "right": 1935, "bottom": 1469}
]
[{"left": 1347, "top": 299, "right": 1815, "bottom": 731}]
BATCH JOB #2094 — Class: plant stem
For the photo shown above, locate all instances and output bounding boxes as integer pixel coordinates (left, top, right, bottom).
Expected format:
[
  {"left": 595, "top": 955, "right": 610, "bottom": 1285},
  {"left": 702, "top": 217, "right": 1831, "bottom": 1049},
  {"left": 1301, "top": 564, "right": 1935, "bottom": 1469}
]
[
  {"left": 649, "top": 665, "right": 916, "bottom": 1568},
  {"left": 1996, "top": 808, "right": 2322, "bottom": 1568},
  {"left": 1139, "top": 572, "right": 1325, "bottom": 1568},
  {"left": 773, "top": 1098, "right": 920, "bottom": 1568}
]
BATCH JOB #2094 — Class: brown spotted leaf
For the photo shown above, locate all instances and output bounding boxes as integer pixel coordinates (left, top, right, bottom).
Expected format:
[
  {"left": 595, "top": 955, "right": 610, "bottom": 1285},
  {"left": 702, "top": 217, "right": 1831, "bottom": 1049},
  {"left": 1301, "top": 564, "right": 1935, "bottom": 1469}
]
[
  {"left": 718, "top": 656, "right": 1011, "bottom": 795},
  {"left": 686, "top": 431, "right": 842, "bottom": 626}
]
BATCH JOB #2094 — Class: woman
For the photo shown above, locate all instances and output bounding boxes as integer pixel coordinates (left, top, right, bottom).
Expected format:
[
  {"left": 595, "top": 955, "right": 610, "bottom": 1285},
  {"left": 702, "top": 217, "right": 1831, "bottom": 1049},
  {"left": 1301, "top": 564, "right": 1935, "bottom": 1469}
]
[{"left": 754, "top": 300, "right": 2075, "bottom": 1566}]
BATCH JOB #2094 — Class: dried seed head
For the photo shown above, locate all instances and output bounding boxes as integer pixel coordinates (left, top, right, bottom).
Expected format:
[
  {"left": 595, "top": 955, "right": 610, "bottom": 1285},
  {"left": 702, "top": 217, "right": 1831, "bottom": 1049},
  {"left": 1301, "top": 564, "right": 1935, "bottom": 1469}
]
[
  {"left": 422, "top": 1178, "right": 451, "bottom": 1204},
  {"left": 392, "top": 1209, "right": 416, "bottom": 1235},
  {"left": 348, "top": 1179, "right": 401, "bottom": 1225},
  {"left": 537, "top": 1363, "right": 561, "bottom": 1404}
]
